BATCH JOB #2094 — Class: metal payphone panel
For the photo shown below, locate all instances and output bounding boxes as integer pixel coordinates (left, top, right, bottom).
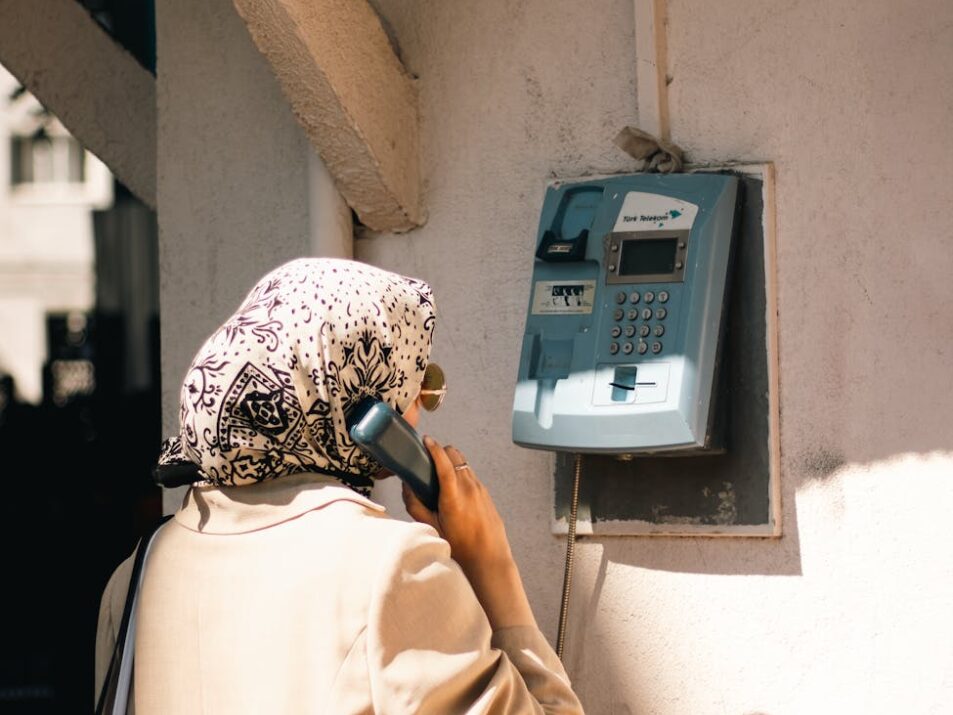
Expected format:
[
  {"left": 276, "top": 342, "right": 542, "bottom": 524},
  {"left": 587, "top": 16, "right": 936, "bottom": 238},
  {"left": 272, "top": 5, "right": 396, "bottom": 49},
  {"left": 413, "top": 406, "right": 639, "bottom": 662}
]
[{"left": 512, "top": 173, "right": 739, "bottom": 454}]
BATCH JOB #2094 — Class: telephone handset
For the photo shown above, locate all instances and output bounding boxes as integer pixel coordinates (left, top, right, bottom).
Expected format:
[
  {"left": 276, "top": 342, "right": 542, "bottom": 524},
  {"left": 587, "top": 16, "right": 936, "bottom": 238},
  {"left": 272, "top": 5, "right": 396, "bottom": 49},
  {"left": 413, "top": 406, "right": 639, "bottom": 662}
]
[{"left": 346, "top": 398, "right": 440, "bottom": 511}]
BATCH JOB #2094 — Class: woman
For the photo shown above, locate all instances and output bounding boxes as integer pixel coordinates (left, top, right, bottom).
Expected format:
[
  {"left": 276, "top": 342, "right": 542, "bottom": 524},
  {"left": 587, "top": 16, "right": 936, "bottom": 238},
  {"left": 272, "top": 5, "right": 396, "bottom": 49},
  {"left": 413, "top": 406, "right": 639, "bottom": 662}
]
[{"left": 95, "top": 258, "right": 584, "bottom": 714}]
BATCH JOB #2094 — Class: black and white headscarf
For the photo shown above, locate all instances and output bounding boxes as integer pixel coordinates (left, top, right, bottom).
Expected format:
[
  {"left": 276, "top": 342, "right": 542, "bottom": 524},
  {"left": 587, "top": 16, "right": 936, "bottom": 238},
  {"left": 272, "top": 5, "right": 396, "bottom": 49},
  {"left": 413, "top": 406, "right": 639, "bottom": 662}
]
[{"left": 157, "top": 258, "right": 436, "bottom": 490}]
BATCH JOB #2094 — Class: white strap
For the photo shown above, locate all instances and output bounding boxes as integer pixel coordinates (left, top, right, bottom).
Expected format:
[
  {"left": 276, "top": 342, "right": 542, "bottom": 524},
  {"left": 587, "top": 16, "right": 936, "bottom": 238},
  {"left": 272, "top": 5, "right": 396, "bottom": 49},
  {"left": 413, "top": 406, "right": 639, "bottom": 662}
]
[{"left": 112, "top": 525, "right": 164, "bottom": 715}]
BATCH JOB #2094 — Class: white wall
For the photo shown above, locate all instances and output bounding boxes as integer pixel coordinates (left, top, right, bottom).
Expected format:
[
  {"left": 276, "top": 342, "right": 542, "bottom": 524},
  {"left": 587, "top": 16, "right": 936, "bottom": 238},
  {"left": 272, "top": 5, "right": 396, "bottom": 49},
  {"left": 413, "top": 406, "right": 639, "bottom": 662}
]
[{"left": 359, "top": 1, "right": 953, "bottom": 712}]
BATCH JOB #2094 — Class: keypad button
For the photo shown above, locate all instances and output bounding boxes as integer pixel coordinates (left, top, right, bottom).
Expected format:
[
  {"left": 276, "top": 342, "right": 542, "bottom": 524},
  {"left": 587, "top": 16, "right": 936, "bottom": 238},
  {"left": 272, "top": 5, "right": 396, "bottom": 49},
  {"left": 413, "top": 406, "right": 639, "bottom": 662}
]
[
  {"left": 658, "top": 290, "right": 669, "bottom": 303},
  {"left": 615, "top": 291, "right": 627, "bottom": 304},
  {"left": 654, "top": 325, "right": 665, "bottom": 337},
  {"left": 624, "top": 325, "right": 636, "bottom": 338},
  {"left": 639, "top": 324, "right": 650, "bottom": 337},
  {"left": 629, "top": 292, "right": 640, "bottom": 304},
  {"left": 652, "top": 341, "right": 663, "bottom": 354},
  {"left": 622, "top": 341, "right": 634, "bottom": 354},
  {"left": 655, "top": 307, "right": 667, "bottom": 320},
  {"left": 627, "top": 308, "right": 639, "bottom": 321},
  {"left": 609, "top": 342, "right": 620, "bottom": 355},
  {"left": 637, "top": 341, "right": 648, "bottom": 355},
  {"left": 641, "top": 308, "right": 652, "bottom": 320},
  {"left": 644, "top": 291, "right": 655, "bottom": 303},
  {"left": 610, "top": 326, "right": 622, "bottom": 338},
  {"left": 613, "top": 308, "right": 624, "bottom": 321}
]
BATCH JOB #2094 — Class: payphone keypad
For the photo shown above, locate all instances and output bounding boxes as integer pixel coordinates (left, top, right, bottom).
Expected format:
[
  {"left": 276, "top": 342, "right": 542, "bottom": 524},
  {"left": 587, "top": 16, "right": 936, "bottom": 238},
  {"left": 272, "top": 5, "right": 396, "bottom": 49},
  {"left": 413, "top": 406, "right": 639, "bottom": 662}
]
[{"left": 610, "top": 288, "right": 670, "bottom": 356}]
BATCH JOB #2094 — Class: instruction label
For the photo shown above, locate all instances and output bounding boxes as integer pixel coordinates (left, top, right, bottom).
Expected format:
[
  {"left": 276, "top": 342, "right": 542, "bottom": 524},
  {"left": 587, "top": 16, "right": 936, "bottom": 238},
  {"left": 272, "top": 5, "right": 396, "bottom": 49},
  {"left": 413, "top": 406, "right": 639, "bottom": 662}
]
[{"left": 531, "top": 280, "right": 596, "bottom": 315}]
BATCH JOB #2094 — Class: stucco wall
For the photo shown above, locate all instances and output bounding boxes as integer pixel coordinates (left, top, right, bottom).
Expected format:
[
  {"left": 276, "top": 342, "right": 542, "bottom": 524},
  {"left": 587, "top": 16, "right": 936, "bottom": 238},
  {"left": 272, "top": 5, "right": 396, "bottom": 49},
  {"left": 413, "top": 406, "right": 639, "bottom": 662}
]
[{"left": 359, "top": 1, "right": 953, "bottom": 712}]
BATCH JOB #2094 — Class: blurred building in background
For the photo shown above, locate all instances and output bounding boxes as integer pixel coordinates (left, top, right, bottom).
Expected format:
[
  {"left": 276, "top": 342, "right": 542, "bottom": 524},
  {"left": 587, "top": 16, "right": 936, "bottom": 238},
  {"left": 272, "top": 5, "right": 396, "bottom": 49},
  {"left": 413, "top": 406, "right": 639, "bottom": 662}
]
[{"left": 0, "top": 63, "right": 112, "bottom": 405}]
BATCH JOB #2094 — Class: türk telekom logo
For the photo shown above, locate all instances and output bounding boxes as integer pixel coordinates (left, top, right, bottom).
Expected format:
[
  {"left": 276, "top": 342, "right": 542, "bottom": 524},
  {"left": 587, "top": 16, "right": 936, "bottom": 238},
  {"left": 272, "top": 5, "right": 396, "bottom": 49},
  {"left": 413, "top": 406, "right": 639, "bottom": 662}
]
[{"left": 621, "top": 209, "right": 683, "bottom": 224}]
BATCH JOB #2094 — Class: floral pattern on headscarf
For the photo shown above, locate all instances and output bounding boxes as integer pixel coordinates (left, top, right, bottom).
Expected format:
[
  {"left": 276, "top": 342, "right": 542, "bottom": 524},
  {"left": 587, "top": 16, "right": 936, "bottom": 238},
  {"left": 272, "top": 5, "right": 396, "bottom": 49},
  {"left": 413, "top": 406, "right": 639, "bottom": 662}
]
[{"left": 157, "top": 258, "right": 436, "bottom": 489}]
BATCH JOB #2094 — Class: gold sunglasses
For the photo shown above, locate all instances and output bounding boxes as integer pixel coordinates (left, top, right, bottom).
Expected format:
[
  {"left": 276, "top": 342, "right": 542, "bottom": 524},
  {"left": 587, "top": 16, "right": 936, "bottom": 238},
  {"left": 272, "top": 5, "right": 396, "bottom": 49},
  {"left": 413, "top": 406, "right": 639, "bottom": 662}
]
[{"left": 419, "top": 362, "right": 447, "bottom": 412}]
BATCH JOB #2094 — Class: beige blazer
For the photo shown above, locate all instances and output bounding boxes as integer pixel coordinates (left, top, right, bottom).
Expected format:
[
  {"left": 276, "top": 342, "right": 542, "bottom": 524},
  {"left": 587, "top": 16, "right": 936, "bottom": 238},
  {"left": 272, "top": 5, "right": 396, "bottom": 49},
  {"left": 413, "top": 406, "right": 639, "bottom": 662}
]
[{"left": 96, "top": 473, "right": 584, "bottom": 714}]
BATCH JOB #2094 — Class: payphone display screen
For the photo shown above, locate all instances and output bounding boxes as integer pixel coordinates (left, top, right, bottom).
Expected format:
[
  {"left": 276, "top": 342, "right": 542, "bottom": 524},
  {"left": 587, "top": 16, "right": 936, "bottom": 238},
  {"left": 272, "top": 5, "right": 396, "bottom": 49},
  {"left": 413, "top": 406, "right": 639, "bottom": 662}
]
[{"left": 619, "top": 238, "right": 678, "bottom": 276}]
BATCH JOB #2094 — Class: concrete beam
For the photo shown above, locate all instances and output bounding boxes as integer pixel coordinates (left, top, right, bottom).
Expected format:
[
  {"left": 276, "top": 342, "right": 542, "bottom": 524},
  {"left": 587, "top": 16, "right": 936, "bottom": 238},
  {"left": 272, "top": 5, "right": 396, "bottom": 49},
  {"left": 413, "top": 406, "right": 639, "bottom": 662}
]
[
  {"left": 232, "top": 0, "right": 422, "bottom": 232},
  {"left": 0, "top": 0, "right": 157, "bottom": 208}
]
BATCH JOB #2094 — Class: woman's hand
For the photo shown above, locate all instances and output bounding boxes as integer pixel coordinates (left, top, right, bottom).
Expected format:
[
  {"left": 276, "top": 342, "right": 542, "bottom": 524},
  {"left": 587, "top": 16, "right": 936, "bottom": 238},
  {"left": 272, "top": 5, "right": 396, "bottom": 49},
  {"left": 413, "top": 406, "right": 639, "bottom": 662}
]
[
  {"left": 402, "top": 436, "right": 537, "bottom": 630},
  {"left": 403, "top": 437, "right": 509, "bottom": 568}
]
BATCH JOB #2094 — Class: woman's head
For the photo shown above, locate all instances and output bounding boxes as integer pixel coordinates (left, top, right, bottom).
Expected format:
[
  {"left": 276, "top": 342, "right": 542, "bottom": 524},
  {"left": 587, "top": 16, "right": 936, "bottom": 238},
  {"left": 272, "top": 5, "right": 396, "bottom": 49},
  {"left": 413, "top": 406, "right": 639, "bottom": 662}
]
[{"left": 164, "top": 258, "right": 436, "bottom": 488}]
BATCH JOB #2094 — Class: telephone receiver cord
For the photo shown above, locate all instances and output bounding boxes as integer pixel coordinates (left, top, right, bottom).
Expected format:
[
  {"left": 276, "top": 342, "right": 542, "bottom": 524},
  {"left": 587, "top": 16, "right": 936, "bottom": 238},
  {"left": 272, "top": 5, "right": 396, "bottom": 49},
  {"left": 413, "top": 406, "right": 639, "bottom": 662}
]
[{"left": 556, "top": 452, "right": 583, "bottom": 661}]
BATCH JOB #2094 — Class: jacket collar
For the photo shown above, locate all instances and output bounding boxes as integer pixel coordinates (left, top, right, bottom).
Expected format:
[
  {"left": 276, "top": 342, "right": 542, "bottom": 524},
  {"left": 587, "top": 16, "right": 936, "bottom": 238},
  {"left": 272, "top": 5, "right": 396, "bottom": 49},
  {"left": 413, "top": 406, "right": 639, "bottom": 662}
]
[{"left": 174, "top": 472, "right": 386, "bottom": 535}]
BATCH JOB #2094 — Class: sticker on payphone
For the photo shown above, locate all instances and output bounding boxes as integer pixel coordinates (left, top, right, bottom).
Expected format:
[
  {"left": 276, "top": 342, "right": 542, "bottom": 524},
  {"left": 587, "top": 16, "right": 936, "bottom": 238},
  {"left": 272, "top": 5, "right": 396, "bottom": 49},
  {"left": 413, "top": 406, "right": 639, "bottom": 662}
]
[{"left": 531, "top": 280, "right": 595, "bottom": 315}]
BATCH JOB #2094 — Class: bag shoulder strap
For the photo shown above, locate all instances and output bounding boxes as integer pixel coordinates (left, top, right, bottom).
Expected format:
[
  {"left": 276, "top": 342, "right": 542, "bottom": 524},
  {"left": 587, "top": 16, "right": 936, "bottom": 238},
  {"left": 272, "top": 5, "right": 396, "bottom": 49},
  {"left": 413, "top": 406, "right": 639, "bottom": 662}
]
[{"left": 95, "top": 515, "right": 172, "bottom": 715}]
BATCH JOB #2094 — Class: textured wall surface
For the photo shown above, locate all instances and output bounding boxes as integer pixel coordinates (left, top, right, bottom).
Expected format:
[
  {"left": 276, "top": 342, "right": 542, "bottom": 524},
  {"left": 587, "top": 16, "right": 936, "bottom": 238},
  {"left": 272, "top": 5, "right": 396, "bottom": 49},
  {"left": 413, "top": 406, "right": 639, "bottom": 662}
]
[{"left": 359, "top": 0, "right": 953, "bottom": 712}]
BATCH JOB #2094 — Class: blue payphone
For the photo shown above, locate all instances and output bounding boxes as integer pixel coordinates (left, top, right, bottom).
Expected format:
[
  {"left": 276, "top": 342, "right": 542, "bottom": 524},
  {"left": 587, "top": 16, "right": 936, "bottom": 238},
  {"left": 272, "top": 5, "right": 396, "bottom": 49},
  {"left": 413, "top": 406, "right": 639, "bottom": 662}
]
[{"left": 512, "top": 173, "right": 739, "bottom": 455}]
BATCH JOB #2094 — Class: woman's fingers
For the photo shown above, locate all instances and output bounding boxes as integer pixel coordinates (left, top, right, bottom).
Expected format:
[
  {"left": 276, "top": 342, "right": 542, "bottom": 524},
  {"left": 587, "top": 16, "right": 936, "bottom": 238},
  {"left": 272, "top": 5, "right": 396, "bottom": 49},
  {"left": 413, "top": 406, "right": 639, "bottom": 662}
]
[
  {"left": 443, "top": 445, "right": 479, "bottom": 487},
  {"left": 423, "top": 435, "right": 459, "bottom": 498}
]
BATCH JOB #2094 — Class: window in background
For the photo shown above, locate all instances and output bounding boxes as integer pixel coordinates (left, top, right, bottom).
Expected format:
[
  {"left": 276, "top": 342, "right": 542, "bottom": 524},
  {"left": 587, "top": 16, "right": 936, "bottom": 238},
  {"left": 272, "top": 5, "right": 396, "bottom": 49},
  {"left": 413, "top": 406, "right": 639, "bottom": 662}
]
[{"left": 10, "top": 131, "right": 87, "bottom": 186}]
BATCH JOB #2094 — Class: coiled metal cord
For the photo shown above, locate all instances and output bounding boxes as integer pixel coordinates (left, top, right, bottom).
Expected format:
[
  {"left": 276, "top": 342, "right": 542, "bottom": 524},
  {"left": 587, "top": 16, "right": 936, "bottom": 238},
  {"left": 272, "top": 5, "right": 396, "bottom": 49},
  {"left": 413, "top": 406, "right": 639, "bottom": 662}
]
[{"left": 556, "top": 453, "right": 582, "bottom": 661}]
